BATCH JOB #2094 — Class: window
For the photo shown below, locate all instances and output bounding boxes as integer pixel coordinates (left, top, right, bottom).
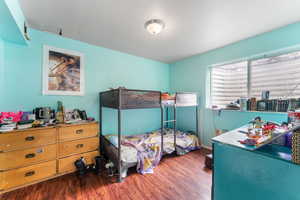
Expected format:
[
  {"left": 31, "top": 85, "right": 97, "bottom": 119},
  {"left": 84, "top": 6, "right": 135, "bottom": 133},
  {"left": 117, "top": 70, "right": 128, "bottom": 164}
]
[
  {"left": 211, "top": 61, "right": 248, "bottom": 108},
  {"left": 250, "top": 51, "right": 300, "bottom": 99},
  {"left": 210, "top": 50, "right": 300, "bottom": 108}
]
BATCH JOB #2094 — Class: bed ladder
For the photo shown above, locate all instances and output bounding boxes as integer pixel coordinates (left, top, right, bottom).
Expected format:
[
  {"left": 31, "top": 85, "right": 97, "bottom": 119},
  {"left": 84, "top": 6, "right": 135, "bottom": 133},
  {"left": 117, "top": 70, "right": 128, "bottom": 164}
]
[{"left": 161, "top": 105, "right": 177, "bottom": 154}]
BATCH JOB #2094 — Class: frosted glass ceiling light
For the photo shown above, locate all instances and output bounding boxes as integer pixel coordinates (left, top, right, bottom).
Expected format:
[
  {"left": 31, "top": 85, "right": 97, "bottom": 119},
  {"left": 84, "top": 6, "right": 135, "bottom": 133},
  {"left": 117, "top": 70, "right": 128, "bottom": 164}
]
[{"left": 145, "top": 19, "right": 165, "bottom": 35}]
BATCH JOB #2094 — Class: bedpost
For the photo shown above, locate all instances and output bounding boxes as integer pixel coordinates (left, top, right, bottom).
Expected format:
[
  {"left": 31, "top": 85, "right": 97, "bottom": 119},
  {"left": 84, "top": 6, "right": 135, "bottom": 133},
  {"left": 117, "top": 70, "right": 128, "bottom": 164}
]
[
  {"left": 160, "top": 92, "right": 164, "bottom": 156},
  {"left": 118, "top": 89, "right": 122, "bottom": 182},
  {"left": 196, "top": 105, "right": 199, "bottom": 137},
  {"left": 174, "top": 105, "right": 177, "bottom": 152},
  {"left": 99, "top": 93, "right": 103, "bottom": 154},
  {"left": 166, "top": 107, "right": 169, "bottom": 129},
  {"left": 174, "top": 92, "right": 177, "bottom": 153}
]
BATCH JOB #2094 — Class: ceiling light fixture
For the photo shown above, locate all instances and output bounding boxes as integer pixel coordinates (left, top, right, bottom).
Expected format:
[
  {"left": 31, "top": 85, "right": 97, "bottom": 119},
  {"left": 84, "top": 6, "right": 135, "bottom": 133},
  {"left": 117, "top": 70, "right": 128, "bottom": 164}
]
[{"left": 144, "top": 19, "right": 165, "bottom": 35}]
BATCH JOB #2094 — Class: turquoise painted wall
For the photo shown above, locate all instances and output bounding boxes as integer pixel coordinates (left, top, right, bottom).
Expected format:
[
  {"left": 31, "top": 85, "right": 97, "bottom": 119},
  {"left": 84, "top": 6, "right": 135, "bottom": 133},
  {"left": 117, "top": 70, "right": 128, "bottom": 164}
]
[
  {"left": 4, "top": 0, "right": 27, "bottom": 37},
  {"left": 0, "top": 38, "right": 4, "bottom": 95},
  {"left": 1, "top": 29, "right": 170, "bottom": 135},
  {"left": 1, "top": 0, "right": 298, "bottom": 142},
  {"left": 0, "top": 0, "right": 27, "bottom": 45},
  {"left": 170, "top": 23, "right": 300, "bottom": 146}
]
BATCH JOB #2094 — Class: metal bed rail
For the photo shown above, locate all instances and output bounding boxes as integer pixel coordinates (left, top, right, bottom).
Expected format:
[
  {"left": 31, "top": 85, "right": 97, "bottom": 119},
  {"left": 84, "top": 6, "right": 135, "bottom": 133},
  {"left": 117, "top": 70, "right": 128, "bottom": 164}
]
[{"left": 99, "top": 89, "right": 199, "bottom": 182}]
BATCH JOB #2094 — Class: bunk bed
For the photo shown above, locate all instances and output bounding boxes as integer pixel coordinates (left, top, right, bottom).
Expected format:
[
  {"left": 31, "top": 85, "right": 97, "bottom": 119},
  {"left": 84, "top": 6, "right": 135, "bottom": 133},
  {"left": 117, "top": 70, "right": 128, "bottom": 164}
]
[{"left": 99, "top": 89, "right": 199, "bottom": 182}]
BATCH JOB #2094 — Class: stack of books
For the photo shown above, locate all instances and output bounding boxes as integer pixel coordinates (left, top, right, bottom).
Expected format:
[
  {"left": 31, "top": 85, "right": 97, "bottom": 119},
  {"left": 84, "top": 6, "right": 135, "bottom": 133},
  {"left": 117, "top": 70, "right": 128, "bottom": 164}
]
[{"left": 17, "top": 120, "right": 34, "bottom": 130}]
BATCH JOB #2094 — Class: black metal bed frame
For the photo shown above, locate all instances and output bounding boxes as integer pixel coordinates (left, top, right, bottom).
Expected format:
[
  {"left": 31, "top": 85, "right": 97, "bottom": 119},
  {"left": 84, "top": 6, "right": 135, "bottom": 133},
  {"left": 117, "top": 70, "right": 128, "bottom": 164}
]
[{"left": 99, "top": 88, "right": 198, "bottom": 182}]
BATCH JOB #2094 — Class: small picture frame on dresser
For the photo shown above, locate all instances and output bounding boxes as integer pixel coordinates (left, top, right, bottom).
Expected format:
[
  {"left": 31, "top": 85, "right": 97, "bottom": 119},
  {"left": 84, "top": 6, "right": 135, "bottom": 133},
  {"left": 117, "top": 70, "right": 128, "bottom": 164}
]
[{"left": 64, "top": 109, "right": 82, "bottom": 123}]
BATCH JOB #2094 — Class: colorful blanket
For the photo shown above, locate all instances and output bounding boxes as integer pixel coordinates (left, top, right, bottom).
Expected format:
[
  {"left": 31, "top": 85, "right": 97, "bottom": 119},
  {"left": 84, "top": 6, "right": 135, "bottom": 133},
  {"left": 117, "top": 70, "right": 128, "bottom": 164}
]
[
  {"left": 106, "top": 129, "right": 200, "bottom": 174},
  {"left": 122, "top": 132, "right": 162, "bottom": 174}
]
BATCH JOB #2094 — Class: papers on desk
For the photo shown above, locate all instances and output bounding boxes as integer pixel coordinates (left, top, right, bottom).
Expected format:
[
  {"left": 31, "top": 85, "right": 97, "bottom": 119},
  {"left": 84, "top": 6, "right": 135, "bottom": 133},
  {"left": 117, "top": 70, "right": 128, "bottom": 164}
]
[{"left": 212, "top": 125, "right": 299, "bottom": 151}]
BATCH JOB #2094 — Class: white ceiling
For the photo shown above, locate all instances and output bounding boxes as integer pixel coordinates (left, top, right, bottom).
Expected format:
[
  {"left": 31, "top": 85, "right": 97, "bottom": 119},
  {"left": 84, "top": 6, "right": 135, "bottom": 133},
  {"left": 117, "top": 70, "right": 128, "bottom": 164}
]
[{"left": 20, "top": 0, "right": 300, "bottom": 63}]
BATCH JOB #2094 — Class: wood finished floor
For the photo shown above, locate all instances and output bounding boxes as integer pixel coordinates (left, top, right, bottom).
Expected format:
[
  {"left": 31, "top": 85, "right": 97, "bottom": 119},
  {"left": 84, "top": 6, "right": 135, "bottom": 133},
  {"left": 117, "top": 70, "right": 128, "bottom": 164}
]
[{"left": 0, "top": 150, "right": 212, "bottom": 200}]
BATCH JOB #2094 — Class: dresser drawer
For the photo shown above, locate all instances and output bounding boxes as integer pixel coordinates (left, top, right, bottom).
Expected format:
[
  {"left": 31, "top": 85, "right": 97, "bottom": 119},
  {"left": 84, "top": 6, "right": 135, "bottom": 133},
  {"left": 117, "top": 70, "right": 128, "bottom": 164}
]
[
  {"left": 0, "top": 144, "right": 56, "bottom": 170},
  {"left": 58, "top": 137, "right": 99, "bottom": 158},
  {"left": 58, "top": 123, "right": 98, "bottom": 142},
  {"left": 0, "top": 128, "right": 56, "bottom": 152},
  {"left": 58, "top": 150, "right": 99, "bottom": 174},
  {"left": 0, "top": 160, "right": 56, "bottom": 190}
]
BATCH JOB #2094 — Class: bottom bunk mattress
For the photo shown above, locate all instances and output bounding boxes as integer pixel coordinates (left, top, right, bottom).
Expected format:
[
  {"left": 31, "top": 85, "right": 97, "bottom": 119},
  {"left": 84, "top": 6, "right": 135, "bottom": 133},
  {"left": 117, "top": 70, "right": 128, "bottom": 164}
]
[{"left": 104, "top": 129, "right": 200, "bottom": 174}]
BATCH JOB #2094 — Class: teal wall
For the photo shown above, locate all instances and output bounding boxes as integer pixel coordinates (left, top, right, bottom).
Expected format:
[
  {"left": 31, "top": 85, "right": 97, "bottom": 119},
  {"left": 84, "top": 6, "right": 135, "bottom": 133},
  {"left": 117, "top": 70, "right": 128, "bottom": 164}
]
[
  {"left": 170, "top": 23, "right": 300, "bottom": 146},
  {"left": 0, "top": 38, "right": 4, "bottom": 95},
  {"left": 0, "top": 0, "right": 27, "bottom": 44},
  {"left": 2, "top": 0, "right": 300, "bottom": 142},
  {"left": 4, "top": 0, "right": 27, "bottom": 37},
  {"left": 1, "top": 29, "right": 170, "bottom": 135}
]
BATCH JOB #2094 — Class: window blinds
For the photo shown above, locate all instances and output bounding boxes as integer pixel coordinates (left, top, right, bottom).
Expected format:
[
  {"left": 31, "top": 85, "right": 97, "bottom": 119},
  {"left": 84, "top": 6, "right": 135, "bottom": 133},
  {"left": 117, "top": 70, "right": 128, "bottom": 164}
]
[
  {"left": 250, "top": 51, "right": 300, "bottom": 99},
  {"left": 211, "top": 51, "right": 300, "bottom": 108},
  {"left": 211, "top": 61, "right": 248, "bottom": 108}
]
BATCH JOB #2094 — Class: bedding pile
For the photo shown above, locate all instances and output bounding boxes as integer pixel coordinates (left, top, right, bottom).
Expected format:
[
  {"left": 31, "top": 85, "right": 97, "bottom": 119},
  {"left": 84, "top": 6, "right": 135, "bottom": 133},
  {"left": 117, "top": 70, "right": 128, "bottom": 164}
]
[{"left": 105, "top": 129, "right": 200, "bottom": 174}]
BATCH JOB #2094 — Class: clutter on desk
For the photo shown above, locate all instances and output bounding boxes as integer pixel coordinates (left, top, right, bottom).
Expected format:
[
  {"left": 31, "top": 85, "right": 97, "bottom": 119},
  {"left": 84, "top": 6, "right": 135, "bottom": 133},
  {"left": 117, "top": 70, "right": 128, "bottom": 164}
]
[
  {"left": 56, "top": 101, "right": 65, "bottom": 123},
  {"left": 288, "top": 111, "right": 300, "bottom": 126},
  {"left": 247, "top": 90, "right": 300, "bottom": 112},
  {"left": 261, "top": 90, "right": 270, "bottom": 100},
  {"left": 283, "top": 112, "right": 300, "bottom": 164},
  {"left": 64, "top": 109, "right": 88, "bottom": 124},
  {"left": 0, "top": 101, "right": 94, "bottom": 133},
  {"left": 249, "top": 98, "right": 257, "bottom": 111},
  {"left": 17, "top": 120, "right": 34, "bottom": 130},
  {"left": 292, "top": 130, "right": 300, "bottom": 164},
  {"left": 224, "top": 102, "right": 240, "bottom": 110},
  {"left": 239, "top": 116, "right": 291, "bottom": 147},
  {"left": 214, "top": 90, "right": 300, "bottom": 113},
  {"left": 239, "top": 98, "right": 248, "bottom": 111},
  {"left": 0, "top": 123, "right": 16, "bottom": 132},
  {"left": 0, "top": 111, "right": 23, "bottom": 123},
  {"left": 33, "top": 107, "right": 54, "bottom": 121}
]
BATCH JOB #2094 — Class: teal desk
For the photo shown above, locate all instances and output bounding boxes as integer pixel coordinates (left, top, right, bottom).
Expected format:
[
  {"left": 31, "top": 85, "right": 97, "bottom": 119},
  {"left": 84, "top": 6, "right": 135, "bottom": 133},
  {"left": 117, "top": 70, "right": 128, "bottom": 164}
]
[{"left": 212, "top": 130, "right": 299, "bottom": 200}]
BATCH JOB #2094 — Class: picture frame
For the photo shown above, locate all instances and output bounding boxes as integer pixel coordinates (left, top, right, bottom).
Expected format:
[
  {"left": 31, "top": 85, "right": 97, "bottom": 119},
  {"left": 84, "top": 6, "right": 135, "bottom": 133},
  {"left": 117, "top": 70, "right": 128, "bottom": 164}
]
[
  {"left": 64, "top": 109, "right": 82, "bottom": 123},
  {"left": 43, "top": 45, "right": 85, "bottom": 96}
]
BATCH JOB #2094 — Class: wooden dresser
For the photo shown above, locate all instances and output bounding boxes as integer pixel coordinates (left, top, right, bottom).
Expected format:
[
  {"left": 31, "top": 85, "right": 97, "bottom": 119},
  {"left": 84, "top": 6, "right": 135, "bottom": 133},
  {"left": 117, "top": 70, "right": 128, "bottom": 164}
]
[{"left": 0, "top": 122, "right": 99, "bottom": 194}]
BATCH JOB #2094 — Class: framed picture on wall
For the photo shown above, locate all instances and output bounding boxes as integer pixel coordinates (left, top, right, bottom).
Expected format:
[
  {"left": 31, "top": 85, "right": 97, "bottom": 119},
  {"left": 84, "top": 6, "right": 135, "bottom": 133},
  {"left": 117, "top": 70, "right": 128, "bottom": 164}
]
[{"left": 43, "top": 45, "right": 85, "bottom": 96}]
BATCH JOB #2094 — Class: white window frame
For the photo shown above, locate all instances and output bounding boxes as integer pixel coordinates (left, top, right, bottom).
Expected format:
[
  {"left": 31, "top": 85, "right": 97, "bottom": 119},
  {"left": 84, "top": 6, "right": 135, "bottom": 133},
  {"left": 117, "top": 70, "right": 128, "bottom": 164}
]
[
  {"left": 209, "top": 60, "right": 249, "bottom": 108},
  {"left": 209, "top": 49, "right": 300, "bottom": 109}
]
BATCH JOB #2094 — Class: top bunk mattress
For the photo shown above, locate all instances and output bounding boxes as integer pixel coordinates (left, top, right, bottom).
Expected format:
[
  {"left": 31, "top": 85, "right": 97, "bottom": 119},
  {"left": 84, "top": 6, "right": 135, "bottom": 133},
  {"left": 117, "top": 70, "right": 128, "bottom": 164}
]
[
  {"left": 100, "top": 89, "right": 161, "bottom": 109},
  {"left": 161, "top": 93, "right": 198, "bottom": 107},
  {"left": 100, "top": 89, "right": 198, "bottom": 109}
]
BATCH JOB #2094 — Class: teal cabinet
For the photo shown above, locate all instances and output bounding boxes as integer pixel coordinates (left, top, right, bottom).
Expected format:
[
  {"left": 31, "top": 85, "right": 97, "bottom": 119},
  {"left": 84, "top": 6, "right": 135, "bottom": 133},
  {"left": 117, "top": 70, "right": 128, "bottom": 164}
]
[{"left": 213, "top": 142, "right": 300, "bottom": 200}]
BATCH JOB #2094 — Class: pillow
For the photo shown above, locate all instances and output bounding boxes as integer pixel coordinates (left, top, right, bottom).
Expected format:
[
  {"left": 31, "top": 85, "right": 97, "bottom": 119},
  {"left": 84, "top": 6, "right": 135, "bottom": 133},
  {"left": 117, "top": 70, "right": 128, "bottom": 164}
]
[{"left": 106, "top": 135, "right": 119, "bottom": 147}]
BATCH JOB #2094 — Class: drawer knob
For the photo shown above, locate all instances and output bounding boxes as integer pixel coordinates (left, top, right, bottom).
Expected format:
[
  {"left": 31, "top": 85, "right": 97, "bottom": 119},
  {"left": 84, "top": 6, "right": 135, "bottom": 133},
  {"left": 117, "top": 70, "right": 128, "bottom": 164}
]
[
  {"left": 24, "top": 171, "right": 35, "bottom": 177},
  {"left": 25, "top": 136, "right": 35, "bottom": 141},
  {"left": 25, "top": 153, "right": 36, "bottom": 159},
  {"left": 76, "top": 144, "right": 84, "bottom": 148},
  {"left": 75, "top": 129, "right": 84, "bottom": 134}
]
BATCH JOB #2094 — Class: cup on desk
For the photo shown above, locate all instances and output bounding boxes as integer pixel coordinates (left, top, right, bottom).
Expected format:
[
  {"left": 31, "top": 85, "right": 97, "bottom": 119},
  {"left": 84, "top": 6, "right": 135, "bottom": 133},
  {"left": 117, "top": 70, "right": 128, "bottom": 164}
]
[{"left": 240, "top": 98, "right": 248, "bottom": 111}]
